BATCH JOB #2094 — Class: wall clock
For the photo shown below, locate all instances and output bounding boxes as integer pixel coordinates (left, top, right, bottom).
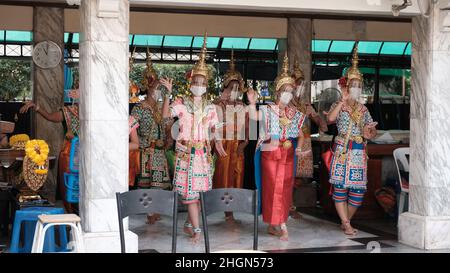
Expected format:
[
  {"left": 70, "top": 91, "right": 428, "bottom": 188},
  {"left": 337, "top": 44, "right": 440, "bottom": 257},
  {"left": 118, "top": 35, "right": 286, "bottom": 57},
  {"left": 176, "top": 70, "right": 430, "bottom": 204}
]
[{"left": 32, "top": 40, "right": 62, "bottom": 69}]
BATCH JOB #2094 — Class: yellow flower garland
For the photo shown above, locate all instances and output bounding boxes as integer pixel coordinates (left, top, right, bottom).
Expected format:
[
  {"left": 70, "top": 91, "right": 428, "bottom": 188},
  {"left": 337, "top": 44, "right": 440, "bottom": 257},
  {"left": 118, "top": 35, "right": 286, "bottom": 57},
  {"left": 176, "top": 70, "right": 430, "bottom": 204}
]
[
  {"left": 9, "top": 134, "right": 30, "bottom": 150},
  {"left": 25, "top": 139, "right": 50, "bottom": 175}
]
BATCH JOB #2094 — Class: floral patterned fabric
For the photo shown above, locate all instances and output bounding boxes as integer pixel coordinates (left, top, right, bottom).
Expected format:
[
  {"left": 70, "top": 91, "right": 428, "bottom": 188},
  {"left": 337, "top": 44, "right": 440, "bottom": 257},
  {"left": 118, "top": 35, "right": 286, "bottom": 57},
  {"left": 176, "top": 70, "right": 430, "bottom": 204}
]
[
  {"left": 131, "top": 103, "right": 171, "bottom": 189},
  {"left": 170, "top": 97, "right": 219, "bottom": 203}
]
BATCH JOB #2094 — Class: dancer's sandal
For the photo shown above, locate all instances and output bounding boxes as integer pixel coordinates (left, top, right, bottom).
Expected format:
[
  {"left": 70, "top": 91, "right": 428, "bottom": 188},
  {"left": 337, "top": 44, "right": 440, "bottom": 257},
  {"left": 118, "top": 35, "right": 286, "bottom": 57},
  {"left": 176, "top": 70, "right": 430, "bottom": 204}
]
[
  {"left": 341, "top": 220, "right": 357, "bottom": 236},
  {"left": 183, "top": 222, "right": 194, "bottom": 236},
  {"left": 340, "top": 223, "right": 358, "bottom": 234},
  {"left": 267, "top": 226, "right": 282, "bottom": 237},
  {"left": 191, "top": 227, "right": 202, "bottom": 244},
  {"left": 279, "top": 224, "right": 289, "bottom": 241}
]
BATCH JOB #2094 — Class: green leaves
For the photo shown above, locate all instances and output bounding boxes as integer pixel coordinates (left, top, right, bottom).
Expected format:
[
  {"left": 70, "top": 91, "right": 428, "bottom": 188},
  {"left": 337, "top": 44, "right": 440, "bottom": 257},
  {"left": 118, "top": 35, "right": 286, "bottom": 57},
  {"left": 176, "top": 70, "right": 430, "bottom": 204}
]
[{"left": 0, "top": 60, "right": 32, "bottom": 101}]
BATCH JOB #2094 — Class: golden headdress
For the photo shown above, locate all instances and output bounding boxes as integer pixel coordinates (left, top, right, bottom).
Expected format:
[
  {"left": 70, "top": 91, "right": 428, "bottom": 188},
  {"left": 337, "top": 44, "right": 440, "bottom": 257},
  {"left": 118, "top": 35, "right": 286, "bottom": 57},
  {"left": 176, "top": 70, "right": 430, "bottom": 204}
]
[
  {"left": 222, "top": 49, "right": 244, "bottom": 91},
  {"left": 345, "top": 43, "right": 363, "bottom": 85},
  {"left": 292, "top": 57, "right": 304, "bottom": 81},
  {"left": 191, "top": 32, "right": 209, "bottom": 79},
  {"left": 141, "top": 47, "right": 158, "bottom": 90},
  {"left": 129, "top": 47, "right": 140, "bottom": 103},
  {"left": 274, "top": 52, "right": 295, "bottom": 92}
]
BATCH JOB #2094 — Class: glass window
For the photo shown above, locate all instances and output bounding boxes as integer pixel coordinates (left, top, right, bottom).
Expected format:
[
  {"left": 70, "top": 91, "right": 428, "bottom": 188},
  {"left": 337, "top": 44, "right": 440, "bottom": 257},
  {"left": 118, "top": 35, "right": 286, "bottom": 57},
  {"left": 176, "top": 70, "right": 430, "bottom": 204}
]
[{"left": 379, "top": 68, "right": 411, "bottom": 97}]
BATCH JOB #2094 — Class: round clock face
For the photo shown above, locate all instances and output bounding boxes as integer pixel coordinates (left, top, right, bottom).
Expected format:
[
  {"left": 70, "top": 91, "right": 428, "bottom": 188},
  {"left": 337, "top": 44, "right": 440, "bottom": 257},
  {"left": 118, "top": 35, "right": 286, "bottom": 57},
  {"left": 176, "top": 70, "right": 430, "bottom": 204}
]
[{"left": 32, "top": 41, "right": 62, "bottom": 69}]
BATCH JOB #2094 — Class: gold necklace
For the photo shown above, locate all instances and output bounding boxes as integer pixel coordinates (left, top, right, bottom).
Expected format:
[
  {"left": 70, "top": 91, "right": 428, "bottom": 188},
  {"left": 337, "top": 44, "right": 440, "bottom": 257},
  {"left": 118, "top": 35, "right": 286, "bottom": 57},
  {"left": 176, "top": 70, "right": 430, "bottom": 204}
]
[{"left": 142, "top": 99, "right": 163, "bottom": 125}]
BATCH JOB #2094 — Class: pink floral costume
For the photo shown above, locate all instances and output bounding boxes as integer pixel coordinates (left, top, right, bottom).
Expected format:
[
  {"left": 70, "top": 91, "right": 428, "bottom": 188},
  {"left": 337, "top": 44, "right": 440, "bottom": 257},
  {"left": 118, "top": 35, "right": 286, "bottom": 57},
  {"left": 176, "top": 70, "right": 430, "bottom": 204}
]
[{"left": 169, "top": 97, "right": 221, "bottom": 204}]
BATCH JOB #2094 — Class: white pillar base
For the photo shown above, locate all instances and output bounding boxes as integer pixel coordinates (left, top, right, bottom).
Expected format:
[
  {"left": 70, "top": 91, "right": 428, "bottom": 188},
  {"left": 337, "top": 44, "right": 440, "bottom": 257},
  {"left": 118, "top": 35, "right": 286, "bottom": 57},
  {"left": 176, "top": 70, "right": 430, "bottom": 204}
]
[
  {"left": 398, "top": 212, "right": 450, "bottom": 250},
  {"left": 83, "top": 230, "right": 138, "bottom": 253}
]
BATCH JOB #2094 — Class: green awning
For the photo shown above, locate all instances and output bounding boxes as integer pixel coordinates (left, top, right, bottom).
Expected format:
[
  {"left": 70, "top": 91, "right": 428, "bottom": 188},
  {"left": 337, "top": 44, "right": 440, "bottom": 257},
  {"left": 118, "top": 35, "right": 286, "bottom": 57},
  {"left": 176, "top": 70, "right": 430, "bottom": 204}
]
[
  {"left": 2, "top": 30, "right": 32, "bottom": 42},
  {"left": 163, "top": 36, "right": 193, "bottom": 47},
  {"left": 249, "top": 38, "right": 277, "bottom": 50},
  {"left": 329, "top": 41, "right": 355, "bottom": 53},
  {"left": 133, "top": 35, "right": 164, "bottom": 46},
  {"left": 221, "top": 37, "right": 250, "bottom": 49},
  {"left": 192, "top": 36, "right": 220, "bottom": 48}
]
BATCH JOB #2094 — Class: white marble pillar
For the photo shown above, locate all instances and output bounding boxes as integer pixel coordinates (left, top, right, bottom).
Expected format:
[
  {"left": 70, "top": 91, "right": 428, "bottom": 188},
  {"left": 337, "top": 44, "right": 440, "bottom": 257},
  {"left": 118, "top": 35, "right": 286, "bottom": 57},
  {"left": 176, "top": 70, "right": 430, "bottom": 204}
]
[
  {"left": 398, "top": 1, "right": 450, "bottom": 250},
  {"left": 78, "top": 0, "right": 137, "bottom": 253}
]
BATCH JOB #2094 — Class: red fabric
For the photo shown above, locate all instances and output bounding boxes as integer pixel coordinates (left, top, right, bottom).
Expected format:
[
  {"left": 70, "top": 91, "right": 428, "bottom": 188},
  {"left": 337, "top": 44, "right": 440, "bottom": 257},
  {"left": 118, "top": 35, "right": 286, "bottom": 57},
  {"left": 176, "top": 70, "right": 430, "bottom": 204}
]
[
  {"left": 322, "top": 148, "right": 333, "bottom": 172},
  {"left": 58, "top": 139, "right": 77, "bottom": 213},
  {"left": 261, "top": 146, "right": 295, "bottom": 225},
  {"left": 338, "top": 76, "right": 347, "bottom": 88}
]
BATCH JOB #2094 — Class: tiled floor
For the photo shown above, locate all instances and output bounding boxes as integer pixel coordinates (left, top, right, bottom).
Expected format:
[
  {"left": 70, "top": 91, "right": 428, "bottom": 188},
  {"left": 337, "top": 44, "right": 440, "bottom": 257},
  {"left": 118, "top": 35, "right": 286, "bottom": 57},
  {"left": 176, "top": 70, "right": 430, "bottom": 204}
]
[
  {"left": 130, "top": 211, "right": 450, "bottom": 253},
  {"left": 2, "top": 210, "right": 450, "bottom": 253}
]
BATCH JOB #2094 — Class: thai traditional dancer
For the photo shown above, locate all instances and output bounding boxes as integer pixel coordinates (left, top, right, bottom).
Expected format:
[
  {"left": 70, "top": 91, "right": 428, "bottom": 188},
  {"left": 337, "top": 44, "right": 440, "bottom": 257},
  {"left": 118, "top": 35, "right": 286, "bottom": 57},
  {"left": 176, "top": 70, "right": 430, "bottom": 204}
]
[
  {"left": 20, "top": 89, "right": 80, "bottom": 213},
  {"left": 130, "top": 48, "right": 173, "bottom": 224},
  {"left": 326, "top": 45, "right": 377, "bottom": 235},
  {"left": 289, "top": 58, "right": 328, "bottom": 219},
  {"left": 128, "top": 48, "right": 141, "bottom": 188},
  {"left": 212, "top": 50, "right": 248, "bottom": 224},
  {"left": 163, "top": 34, "right": 227, "bottom": 243},
  {"left": 248, "top": 53, "right": 306, "bottom": 241},
  {"left": 129, "top": 116, "right": 140, "bottom": 186}
]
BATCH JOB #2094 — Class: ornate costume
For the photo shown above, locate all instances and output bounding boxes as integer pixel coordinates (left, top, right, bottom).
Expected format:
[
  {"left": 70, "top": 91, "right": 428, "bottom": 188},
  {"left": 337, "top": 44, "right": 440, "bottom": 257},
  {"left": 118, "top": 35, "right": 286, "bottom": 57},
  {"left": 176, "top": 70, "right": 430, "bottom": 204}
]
[
  {"left": 254, "top": 54, "right": 306, "bottom": 225},
  {"left": 329, "top": 44, "right": 373, "bottom": 207},
  {"left": 291, "top": 59, "right": 314, "bottom": 178},
  {"left": 213, "top": 50, "right": 247, "bottom": 190},
  {"left": 170, "top": 34, "right": 220, "bottom": 204},
  {"left": 130, "top": 50, "right": 172, "bottom": 189}
]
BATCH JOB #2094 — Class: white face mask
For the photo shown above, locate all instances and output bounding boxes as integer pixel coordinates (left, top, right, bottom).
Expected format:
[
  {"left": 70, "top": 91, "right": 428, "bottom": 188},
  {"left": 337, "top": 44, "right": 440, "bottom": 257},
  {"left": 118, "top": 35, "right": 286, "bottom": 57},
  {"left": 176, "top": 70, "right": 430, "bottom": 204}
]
[
  {"left": 230, "top": 90, "right": 239, "bottom": 101},
  {"left": 152, "top": 89, "right": 162, "bottom": 101},
  {"left": 279, "top": 92, "right": 293, "bottom": 105},
  {"left": 349, "top": 87, "right": 362, "bottom": 100},
  {"left": 190, "top": 86, "right": 207, "bottom": 97}
]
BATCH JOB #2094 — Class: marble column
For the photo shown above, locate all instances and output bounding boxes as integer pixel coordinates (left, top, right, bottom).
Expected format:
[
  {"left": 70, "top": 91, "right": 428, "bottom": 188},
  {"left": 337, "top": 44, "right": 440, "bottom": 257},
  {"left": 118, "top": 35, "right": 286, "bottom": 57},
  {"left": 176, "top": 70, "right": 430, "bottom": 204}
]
[
  {"left": 287, "top": 18, "right": 312, "bottom": 102},
  {"left": 78, "top": 0, "right": 137, "bottom": 252},
  {"left": 33, "top": 7, "right": 65, "bottom": 202},
  {"left": 398, "top": 1, "right": 450, "bottom": 250}
]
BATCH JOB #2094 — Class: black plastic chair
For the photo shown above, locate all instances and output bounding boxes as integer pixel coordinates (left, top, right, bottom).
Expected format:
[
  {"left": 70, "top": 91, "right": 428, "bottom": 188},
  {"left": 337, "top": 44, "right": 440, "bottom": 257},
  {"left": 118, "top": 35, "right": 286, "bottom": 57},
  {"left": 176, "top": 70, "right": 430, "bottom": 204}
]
[
  {"left": 200, "top": 189, "right": 259, "bottom": 253},
  {"left": 116, "top": 189, "right": 178, "bottom": 253}
]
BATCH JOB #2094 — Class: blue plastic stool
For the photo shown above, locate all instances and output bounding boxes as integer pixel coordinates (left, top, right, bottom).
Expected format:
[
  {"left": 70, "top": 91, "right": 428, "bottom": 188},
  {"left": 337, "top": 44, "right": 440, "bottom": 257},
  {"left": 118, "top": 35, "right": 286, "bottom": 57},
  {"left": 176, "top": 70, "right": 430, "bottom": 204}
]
[{"left": 9, "top": 207, "right": 69, "bottom": 253}]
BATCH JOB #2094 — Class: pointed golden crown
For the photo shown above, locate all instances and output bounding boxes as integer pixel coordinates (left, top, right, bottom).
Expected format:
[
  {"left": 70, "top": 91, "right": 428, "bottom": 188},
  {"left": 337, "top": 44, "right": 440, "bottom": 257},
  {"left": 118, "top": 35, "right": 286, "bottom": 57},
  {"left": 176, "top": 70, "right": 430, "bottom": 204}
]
[
  {"left": 292, "top": 56, "right": 304, "bottom": 81},
  {"left": 141, "top": 47, "right": 158, "bottom": 90},
  {"left": 222, "top": 49, "right": 244, "bottom": 91},
  {"left": 345, "top": 42, "right": 363, "bottom": 85},
  {"left": 274, "top": 51, "right": 295, "bottom": 91},
  {"left": 192, "top": 32, "right": 209, "bottom": 79}
]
